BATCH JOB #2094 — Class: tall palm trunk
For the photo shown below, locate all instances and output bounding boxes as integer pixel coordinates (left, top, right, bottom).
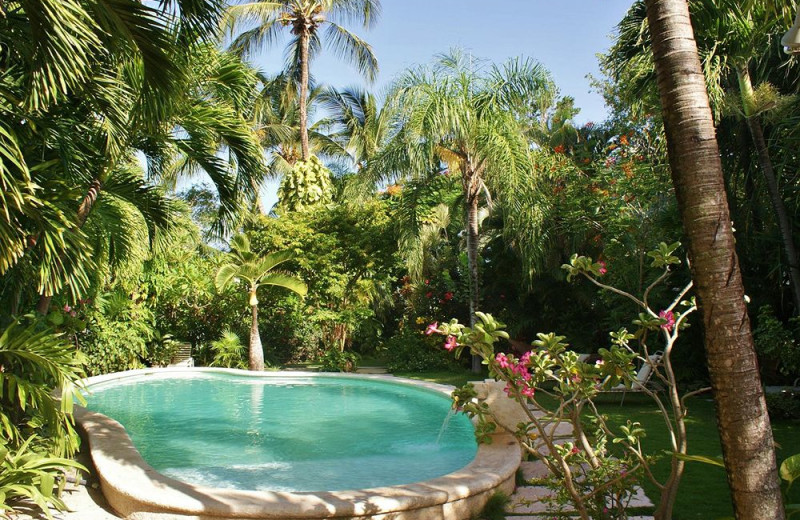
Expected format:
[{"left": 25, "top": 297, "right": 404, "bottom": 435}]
[
  {"left": 464, "top": 166, "right": 482, "bottom": 373},
  {"left": 737, "top": 64, "right": 800, "bottom": 314},
  {"left": 645, "top": 1, "right": 784, "bottom": 519},
  {"left": 298, "top": 30, "right": 311, "bottom": 161},
  {"left": 249, "top": 296, "right": 265, "bottom": 371}
]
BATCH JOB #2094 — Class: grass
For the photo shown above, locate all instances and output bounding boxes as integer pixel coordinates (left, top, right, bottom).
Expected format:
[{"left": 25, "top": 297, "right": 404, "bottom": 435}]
[
  {"left": 399, "top": 369, "right": 800, "bottom": 519},
  {"left": 596, "top": 394, "right": 800, "bottom": 520},
  {"left": 393, "top": 368, "right": 488, "bottom": 388}
]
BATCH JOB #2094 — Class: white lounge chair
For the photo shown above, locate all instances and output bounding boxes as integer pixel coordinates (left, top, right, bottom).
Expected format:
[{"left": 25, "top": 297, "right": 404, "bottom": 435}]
[{"left": 602, "top": 351, "right": 663, "bottom": 404}]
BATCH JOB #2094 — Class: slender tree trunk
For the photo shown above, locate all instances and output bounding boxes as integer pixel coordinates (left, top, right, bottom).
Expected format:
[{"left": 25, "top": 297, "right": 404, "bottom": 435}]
[
  {"left": 249, "top": 302, "right": 265, "bottom": 371},
  {"left": 299, "top": 30, "right": 311, "bottom": 161},
  {"left": 36, "top": 177, "right": 103, "bottom": 314},
  {"left": 645, "top": 2, "right": 784, "bottom": 519},
  {"left": 464, "top": 167, "right": 482, "bottom": 373},
  {"left": 738, "top": 65, "right": 800, "bottom": 313}
]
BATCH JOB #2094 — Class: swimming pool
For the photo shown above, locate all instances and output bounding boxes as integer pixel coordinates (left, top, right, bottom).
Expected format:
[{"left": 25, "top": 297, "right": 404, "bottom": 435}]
[
  {"left": 76, "top": 368, "right": 521, "bottom": 519},
  {"left": 84, "top": 371, "right": 477, "bottom": 491}
]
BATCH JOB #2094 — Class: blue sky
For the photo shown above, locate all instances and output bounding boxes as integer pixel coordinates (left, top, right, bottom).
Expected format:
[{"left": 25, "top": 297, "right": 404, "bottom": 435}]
[
  {"left": 237, "top": 1, "right": 636, "bottom": 209},
  {"left": 250, "top": 0, "right": 635, "bottom": 124}
]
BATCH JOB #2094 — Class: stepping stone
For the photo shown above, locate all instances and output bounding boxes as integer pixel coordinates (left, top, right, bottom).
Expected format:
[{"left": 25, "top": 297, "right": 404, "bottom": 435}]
[
  {"left": 507, "top": 486, "right": 553, "bottom": 514},
  {"left": 507, "top": 485, "right": 653, "bottom": 514},
  {"left": 519, "top": 460, "right": 549, "bottom": 481}
]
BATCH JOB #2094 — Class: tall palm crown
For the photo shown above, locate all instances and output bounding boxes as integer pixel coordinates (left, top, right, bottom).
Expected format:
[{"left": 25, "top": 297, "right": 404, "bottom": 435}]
[
  {"left": 369, "top": 51, "right": 550, "bottom": 370},
  {"left": 225, "top": 0, "right": 380, "bottom": 161}
]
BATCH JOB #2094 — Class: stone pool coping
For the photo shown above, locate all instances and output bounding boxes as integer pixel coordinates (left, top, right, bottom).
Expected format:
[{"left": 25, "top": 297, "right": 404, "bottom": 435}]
[{"left": 75, "top": 367, "right": 521, "bottom": 520}]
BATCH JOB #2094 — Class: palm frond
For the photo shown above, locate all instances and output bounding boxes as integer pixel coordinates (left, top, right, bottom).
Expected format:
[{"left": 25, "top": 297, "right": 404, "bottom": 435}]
[{"left": 323, "top": 23, "right": 378, "bottom": 82}]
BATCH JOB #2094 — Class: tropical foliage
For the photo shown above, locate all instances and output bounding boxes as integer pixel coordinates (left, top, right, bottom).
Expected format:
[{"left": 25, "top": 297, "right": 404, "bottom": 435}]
[{"left": 2, "top": 0, "right": 800, "bottom": 517}]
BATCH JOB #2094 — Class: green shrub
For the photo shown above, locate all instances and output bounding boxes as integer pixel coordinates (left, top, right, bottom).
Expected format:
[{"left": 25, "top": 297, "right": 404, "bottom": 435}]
[
  {"left": 384, "top": 328, "right": 458, "bottom": 372},
  {"left": 766, "top": 391, "right": 800, "bottom": 421},
  {"left": 210, "top": 329, "right": 247, "bottom": 369},
  {"left": 319, "top": 349, "right": 360, "bottom": 372}
]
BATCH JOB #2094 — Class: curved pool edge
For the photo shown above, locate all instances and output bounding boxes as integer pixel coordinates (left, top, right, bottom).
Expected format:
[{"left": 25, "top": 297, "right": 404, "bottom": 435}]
[{"left": 76, "top": 368, "right": 522, "bottom": 520}]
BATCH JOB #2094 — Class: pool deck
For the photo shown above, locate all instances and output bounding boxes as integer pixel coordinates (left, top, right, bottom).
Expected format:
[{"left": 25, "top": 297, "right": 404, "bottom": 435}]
[{"left": 75, "top": 368, "right": 521, "bottom": 520}]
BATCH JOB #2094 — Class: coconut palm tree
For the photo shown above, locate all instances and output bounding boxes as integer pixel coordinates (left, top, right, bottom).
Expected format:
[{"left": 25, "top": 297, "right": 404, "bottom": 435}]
[
  {"left": 367, "top": 51, "right": 550, "bottom": 371},
  {"left": 215, "top": 234, "right": 307, "bottom": 371},
  {"left": 644, "top": 0, "right": 784, "bottom": 518},
  {"left": 319, "top": 86, "right": 392, "bottom": 172},
  {"left": 606, "top": 0, "right": 800, "bottom": 314},
  {"left": 224, "top": 0, "right": 380, "bottom": 161}
]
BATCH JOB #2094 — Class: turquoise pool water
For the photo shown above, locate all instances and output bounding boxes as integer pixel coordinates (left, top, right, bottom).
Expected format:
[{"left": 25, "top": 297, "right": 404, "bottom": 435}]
[{"left": 84, "top": 373, "right": 477, "bottom": 492}]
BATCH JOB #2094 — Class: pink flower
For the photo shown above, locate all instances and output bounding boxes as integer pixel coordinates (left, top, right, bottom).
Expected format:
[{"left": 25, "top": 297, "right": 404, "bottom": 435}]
[
  {"left": 659, "top": 310, "right": 676, "bottom": 332},
  {"left": 63, "top": 305, "right": 71, "bottom": 312},
  {"left": 520, "top": 386, "right": 535, "bottom": 398},
  {"left": 424, "top": 279, "right": 430, "bottom": 285},
  {"left": 571, "top": 374, "right": 582, "bottom": 384},
  {"left": 425, "top": 322, "right": 439, "bottom": 335},
  {"left": 503, "top": 383, "right": 513, "bottom": 396},
  {"left": 69, "top": 310, "right": 77, "bottom": 318},
  {"left": 520, "top": 351, "right": 532, "bottom": 365},
  {"left": 513, "top": 363, "right": 531, "bottom": 381},
  {"left": 571, "top": 446, "right": 580, "bottom": 454},
  {"left": 495, "top": 353, "right": 511, "bottom": 369},
  {"left": 595, "top": 359, "right": 604, "bottom": 367},
  {"left": 444, "top": 335, "right": 458, "bottom": 351},
  {"left": 597, "top": 260, "right": 607, "bottom": 275}
]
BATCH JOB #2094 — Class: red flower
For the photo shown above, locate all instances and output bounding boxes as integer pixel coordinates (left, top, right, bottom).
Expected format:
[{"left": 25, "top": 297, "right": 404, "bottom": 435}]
[
  {"left": 444, "top": 291, "right": 453, "bottom": 301},
  {"left": 553, "top": 144, "right": 566, "bottom": 154},
  {"left": 597, "top": 261, "right": 607, "bottom": 275},
  {"left": 425, "top": 291, "right": 433, "bottom": 299}
]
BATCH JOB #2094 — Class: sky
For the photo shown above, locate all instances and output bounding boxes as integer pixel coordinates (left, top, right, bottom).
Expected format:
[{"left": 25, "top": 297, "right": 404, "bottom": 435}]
[
  {"left": 240, "top": 0, "right": 637, "bottom": 209},
  {"left": 251, "top": 0, "right": 635, "bottom": 124}
]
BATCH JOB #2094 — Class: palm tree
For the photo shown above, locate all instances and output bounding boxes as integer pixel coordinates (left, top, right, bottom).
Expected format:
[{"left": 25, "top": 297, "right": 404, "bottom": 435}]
[
  {"left": 319, "top": 86, "right": 392, "bottom": 172},
  {"left": 607, "top": 0, "right": 800, "bottom": 313},
  {"left": 250, "top": 72, "right": 347, "bottom": 212},
  {"left": 215, "top": 234, "right": 307, "bottom": 371},
  {"left": 224, "top": 0, "right": 380, "bottom": 161},
  {"left": 370, "top": 51, "right": 549, "bottom": 371},
  {"left": 644, "top": 0, "right": 784, "bottom": 518}
]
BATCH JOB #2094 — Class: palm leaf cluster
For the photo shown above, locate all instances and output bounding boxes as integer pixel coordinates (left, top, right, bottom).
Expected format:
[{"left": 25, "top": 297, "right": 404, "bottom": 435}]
[{"left": 0, "top": 1, "right": 265, "bottom": 314}]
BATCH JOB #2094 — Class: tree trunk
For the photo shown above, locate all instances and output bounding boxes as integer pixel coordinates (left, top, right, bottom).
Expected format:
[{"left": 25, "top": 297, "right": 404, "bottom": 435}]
[
  {"left": 249, "top": 303, "right": 265, "bottom": 371},
  {"left": 36, "top": 177, "right": 103, "bottom": 314},
  {"left": 464, "top": 169, "right": 482, "bottom": 373},
  {"left": 645, "top": 1, "right": 784, "bottom": 519},
  {"left": 299, "top": 30, "right": 311, "bottom": 161},
  {"left": 737, "top": 66, "right": 800, "bottom": 313}
]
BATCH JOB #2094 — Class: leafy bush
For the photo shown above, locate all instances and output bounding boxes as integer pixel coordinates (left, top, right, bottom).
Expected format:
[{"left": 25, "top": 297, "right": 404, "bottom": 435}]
[
  {"left": 210, "top": 330, "right": 247, "bottom": 369},
  {"left": 319, "top": 349, "right": 360, "bottom": 372},
  {"left": 145, "top": 330, "right": 179, "bottom": 367},
  {"left": 766, "top": 391, "right": 800, "bottom": 421},
  {"left": 753, "top": 305, "right": 800, "bottom": 381},
  {"left": 383, "top": 328, "right": 458, "bottom": 372},
  {"left": 77, "top": 291, "right": 154, "bottom": 375},
  {"left": 0, "top": 320, "right": 87, "bottom": 518},
  {"left": 0, "top": 436, "right": 85, "bottom": 518}
]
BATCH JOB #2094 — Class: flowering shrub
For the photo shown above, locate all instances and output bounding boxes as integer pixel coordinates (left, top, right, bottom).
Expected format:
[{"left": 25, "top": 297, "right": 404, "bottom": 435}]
[{"left": 432, "top": 242, "right": 702, "bottom": 520}]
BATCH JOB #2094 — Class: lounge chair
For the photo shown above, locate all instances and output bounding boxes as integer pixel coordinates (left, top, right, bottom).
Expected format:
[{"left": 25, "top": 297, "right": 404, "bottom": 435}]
[{"left": 601, "top": 351, "right": 663, "bottom": 404}]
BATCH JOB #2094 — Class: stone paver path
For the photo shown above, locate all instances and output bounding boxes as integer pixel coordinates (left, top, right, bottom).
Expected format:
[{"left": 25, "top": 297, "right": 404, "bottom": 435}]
[{"left": 504, "top": 419, "right": 654, "bottom": 519}]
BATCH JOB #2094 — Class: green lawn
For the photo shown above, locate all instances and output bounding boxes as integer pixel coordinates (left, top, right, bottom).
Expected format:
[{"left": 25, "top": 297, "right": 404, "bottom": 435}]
[
  {"left": 398, "top": 370, "right": 800, "bottom": 520},
  {"left": 597, "top": 395, "right": 800, "bottom": 520}
]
